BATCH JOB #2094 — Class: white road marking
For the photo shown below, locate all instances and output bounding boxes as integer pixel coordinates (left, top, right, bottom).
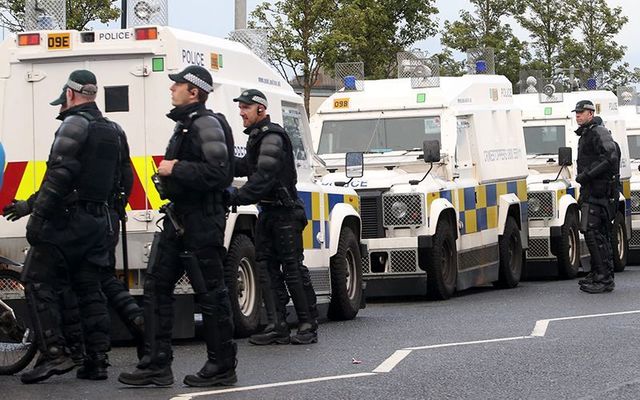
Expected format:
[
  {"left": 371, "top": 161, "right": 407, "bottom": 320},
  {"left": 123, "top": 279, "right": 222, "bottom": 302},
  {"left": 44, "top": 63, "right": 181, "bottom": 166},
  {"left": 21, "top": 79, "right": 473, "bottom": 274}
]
[
  {"left": 174, "top": 309, "right": 640, "bottom": 398},
  {"left": 372, "top": 349, "right": 412, "bottom": 373},
  {"left": 171, "top": 372, "right": 376, "bottom": 399},
  {"left": 404, "top": 335, "right": 533, "bottom": 351}
]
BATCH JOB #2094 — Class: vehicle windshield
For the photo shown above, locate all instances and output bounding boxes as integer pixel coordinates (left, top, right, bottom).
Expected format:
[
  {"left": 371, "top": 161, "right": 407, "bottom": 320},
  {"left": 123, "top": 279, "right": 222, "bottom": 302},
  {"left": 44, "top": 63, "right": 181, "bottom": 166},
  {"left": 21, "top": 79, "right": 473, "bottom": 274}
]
[
  {"left": 523, "top": 125, "right": 566, "bottom": 155},
  {"left": 628, "top": 134, "right": 640, "bottom": 159},
  {"left": 317, "top": 116, "right": 441, "bottom": 154}
]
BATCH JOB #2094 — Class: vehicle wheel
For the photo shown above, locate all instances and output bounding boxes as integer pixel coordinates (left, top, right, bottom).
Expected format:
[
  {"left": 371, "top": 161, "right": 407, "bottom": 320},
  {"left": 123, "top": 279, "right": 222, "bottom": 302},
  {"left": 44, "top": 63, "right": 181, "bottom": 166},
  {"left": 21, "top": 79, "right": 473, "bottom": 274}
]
[
  {"left": 557, "top": 211, "right": 580, "bottom": 279},
  {"left": 224, "top": 234, "right": 260, "bottom": 338},
  {"left": 426, "top": 218, "right": 457, "bottom": 300},
  {"left": 328, "top": 227, "right": 363, "bottom": 321},
  {"left": 0, "top": 269, "right": 38, "bottom": 375},
  {"left": 612, "top": 211, "right": 628, "bottom": 273},
  {"left": 495, "top": 216, "right": 523, "bottom": 288}
]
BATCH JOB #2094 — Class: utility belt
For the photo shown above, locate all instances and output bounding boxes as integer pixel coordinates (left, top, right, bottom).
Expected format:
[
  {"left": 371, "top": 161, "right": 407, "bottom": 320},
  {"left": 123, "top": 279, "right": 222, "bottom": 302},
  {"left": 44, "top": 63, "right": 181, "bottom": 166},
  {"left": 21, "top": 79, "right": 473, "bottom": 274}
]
[
  {"left": 75, "top": 200, "right": 109, "bottom": 217},
  {"left": 173, "top": 191, "right": 225, "bottom": 215},
  {"left": 258, "top": 186, "right": 298, "bottom": 209}
]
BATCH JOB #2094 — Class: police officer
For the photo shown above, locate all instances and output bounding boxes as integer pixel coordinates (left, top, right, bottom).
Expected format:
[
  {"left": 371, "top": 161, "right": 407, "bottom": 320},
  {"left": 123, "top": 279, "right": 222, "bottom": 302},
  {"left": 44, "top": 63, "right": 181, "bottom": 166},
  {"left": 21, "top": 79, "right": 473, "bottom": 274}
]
[
  {"left": 4, "top": 87, "right": 144, "bottom": 379},
  {"left": 228, "top": 89, "right": 318, "bottom": 345},
  {"left": 573, "top": 100, "right": 620, "bottom": 294},
  {"left": 16, "top": 70, "right": 121, "bottom": 384},
  {"left": 118, "top": 65, "right": 237, "bottom": 387}
]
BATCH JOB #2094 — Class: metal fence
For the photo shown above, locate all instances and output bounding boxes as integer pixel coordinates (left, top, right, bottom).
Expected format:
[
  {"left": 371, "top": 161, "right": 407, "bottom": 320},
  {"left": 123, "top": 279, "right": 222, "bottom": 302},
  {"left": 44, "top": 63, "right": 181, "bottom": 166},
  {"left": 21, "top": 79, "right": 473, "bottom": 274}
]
[
  {"left": 334, "top": 62, "right": 364, "bottom": 91},
  {"left": 127, "top": 0, "right": 168, "bottom": 27},
  {"left": 25, "top": 0, "right": 65, "bottom": 30},
  {"left": 397, "top": 51, "right": 440, "bottom": 88},
  {"left": 228, "top": 28, "right": 270, "bottom": 62}
]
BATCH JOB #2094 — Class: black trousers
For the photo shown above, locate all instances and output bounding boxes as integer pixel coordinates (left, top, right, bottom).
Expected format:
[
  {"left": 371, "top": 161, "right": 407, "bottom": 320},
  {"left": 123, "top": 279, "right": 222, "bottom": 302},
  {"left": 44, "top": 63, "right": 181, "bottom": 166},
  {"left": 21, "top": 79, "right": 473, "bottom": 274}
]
[
  {"left": 142, "top": 203, "right": 234, "bottom": 367},
  {"left": 580, "top": 201, "right": 614, "bottom": 281},
  {"left": 254, "top": 205, "right": 317, "bottom": 326},
  {"left": 23, "top": 207, "right": 111, "bottom": 357}
]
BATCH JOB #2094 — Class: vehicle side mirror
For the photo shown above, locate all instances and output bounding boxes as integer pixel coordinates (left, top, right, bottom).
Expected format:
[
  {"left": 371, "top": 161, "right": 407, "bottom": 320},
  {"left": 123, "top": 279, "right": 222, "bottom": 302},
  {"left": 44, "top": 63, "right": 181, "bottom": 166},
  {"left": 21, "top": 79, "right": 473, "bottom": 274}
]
[
  {"left": 558, "top": 146, "right": 572, "bottom": 166},
  {"left": 423, "top": 140, "right": 441, "bottom": 163},
  {"left": 345, "top": 152, "right": 364, "bottom": 178}
]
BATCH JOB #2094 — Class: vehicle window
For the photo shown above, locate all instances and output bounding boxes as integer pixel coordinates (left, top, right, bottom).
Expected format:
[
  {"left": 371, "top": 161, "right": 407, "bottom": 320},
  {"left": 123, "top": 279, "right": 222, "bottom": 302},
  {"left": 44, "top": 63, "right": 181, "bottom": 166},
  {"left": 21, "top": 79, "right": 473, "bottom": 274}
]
[
  {"left": 523, "top": 125, "right": 565, "bottom": 155},
  {"left": 627, "top": 134, "right": 640, "bottom": 159},
  {"left": 281, "top": 102, "right": 311, "bottom": 169},
  {"left": 104, "top": 85, "right": 129, "bottom": 113},
  {"left": 317, "top": 116, "right": 441, "bottom": 154}
]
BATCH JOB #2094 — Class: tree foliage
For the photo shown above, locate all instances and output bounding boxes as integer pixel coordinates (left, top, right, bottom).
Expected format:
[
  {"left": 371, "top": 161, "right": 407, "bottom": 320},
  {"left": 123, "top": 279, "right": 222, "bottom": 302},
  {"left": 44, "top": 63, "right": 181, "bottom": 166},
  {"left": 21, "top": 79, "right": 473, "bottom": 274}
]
[
  {"left": 331, "top": 0, "right": 438, "bottom": 79},
  {"left": 514, "top": 0, "right": 576, "bottom": 78},
  {"left": 441, "top": 0, "right": 528, "bottom": 86},
  {"left": 250, "top": 0, "right": 340, "bottom": 116},
  {"left": 0, "top": 0, "right": 119, "bottom": 32}
]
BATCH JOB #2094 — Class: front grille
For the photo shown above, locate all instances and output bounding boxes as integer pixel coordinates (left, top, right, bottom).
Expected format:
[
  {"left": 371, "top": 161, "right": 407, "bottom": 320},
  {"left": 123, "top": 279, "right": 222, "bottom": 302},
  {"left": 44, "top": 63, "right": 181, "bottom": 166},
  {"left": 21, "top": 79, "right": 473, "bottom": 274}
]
[
  {"left": 389, "top": 250, "right": 419, "bottom": 273},
  {"left": 358, "top": 191, "right": 385, "bottom": 238},
  {"left": 631, "top": 191, "right": 640, "bottom": 214},
  {"left": 630, "top": 230, "right": 640, "bottom": 248},
  {"left": 527, "top": 238, "right": 551, "bottom": 258},
  {"left": 0, "top": 276, "right": 25, "bottom": 300},
  {"left": 527, "top": 191, "right": 554, "bottom": 219},
  {"left": 382, "top": 193, "right": 425, "bottom": 227},
  {"left": 362, "top": 254, "right": 371, "bottom": 273}
]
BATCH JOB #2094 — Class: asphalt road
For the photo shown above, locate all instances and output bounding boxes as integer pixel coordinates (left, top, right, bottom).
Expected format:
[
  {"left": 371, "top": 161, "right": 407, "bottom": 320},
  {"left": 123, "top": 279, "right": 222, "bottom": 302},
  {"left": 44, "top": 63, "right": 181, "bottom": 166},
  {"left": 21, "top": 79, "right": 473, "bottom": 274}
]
[{"left": 4, "top": 265, "right": 640, "bottom": 400}]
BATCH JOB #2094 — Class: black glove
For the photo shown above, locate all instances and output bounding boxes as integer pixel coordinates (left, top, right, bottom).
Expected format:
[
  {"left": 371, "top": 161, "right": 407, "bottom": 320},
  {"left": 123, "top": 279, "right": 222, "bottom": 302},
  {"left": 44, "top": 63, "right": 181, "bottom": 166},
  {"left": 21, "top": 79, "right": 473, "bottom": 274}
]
[
  {"left": 25, "top": 214, "right": 46, "bottom": 245},
  {"left": 576, "top": 172, "right": 588, "bottom": 185},
  {"left": 225, "top": 186, "right": 239, "bottom": 207},
  {"left": 3, "top": 200, "right": 31, "bottom": 221}
]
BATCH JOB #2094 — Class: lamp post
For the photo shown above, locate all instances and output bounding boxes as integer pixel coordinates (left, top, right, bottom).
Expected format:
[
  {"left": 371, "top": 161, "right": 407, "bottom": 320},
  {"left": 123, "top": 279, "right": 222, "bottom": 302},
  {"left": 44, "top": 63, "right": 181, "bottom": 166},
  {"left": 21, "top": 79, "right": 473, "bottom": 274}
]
[
  {"left": 235, "top": 0, "right": 246, "bottom": 29},
  {"left": 121, "top": 0, "right": 127, "bottom": 28}
]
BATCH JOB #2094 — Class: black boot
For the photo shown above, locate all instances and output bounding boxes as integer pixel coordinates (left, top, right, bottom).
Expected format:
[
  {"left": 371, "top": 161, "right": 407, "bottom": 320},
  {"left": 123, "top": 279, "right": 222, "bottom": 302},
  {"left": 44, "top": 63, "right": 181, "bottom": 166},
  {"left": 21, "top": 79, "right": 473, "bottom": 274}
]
[
  {"left": 290, "top": 322, "right": 318, "bottom": 345},
  {"left": 578, "top": 271, "right": 595, "bottom": 286},
  {"left": 580, "top": 275, "right": 615, "bottom": 294},
  {"left": 77, "top": 353, "right": 109, "bottom": 380},
  {"left": 118, "top": 357, "right": 174, "bottom": 387},
  {"left": 249, "top": 321, "right": 290, "bottom": 345},
  {"left": 183, "top": 344, "right": 237, "bottom": 387},
  {"left": 21, "top": 348, "right": 76, "bottom": 384}
]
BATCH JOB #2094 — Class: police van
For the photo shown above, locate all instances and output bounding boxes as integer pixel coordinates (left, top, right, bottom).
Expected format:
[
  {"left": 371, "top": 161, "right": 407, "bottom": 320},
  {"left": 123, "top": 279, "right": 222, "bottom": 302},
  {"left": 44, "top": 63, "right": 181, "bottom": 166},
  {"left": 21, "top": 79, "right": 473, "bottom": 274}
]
[
  {"left": 618, "top": 89, "right": 640, "bottom": 255},
  {"left": 0, "top": 26, "right": 363, "bottom": 338},
  {"left": 310, "top": 62, "right": 529, "bottom": 299},
  {"left": 514, "top": 86, "right": 631, "bottom": 275}
]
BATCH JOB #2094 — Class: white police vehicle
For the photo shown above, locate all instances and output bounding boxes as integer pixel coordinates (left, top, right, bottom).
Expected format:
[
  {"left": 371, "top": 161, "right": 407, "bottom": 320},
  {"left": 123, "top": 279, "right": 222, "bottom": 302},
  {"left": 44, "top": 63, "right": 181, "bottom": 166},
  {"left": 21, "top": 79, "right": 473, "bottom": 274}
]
[
  {"left": 0, "top": 25, "right": 363, "bottom": 338},
  {"left": 618, "top": 88, "right": 640, "bottom": 255},
  {"left": 514, "top": 84, "right": 631, "bottom": 275},
  {"left": 311, "top": 56, "right": 529, "bottom": 299}
]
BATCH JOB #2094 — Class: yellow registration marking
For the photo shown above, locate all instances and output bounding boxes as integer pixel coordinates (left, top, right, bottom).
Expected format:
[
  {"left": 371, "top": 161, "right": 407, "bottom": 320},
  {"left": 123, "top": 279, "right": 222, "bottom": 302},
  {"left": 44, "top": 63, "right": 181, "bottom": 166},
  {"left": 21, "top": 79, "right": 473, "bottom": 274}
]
[
  {"left": 333, "top": 98, "right": 350, "bottom": 109},
  {"left": 47, "top": 33, "right": 71, "bottom": 50}
]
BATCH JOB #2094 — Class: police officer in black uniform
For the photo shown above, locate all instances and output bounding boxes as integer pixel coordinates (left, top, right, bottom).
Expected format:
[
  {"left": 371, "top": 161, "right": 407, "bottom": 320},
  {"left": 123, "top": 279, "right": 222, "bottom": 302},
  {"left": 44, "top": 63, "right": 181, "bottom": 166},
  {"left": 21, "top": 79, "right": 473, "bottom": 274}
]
[
  {"left": 16, "top": 70, "right": 121, "bottom": 384},
  {"left": 4, "top": 84, "right": 144, "bottom": 379},
  {"left": 573, "top": 100, "right": 620, "bottom": 294},
  {"left": 118, "top": 65, "right": 237, "bottom": 387},
  {"left": 228, "top": 89, "right": 318, "bottom": 345}
]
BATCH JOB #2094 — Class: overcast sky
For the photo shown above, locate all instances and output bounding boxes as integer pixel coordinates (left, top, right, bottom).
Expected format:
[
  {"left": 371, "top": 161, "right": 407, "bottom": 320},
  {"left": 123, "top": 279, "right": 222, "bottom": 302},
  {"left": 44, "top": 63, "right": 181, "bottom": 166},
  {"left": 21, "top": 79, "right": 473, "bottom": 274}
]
[{"left": 104, "top": 0, "right": 640, "bottom": 68}]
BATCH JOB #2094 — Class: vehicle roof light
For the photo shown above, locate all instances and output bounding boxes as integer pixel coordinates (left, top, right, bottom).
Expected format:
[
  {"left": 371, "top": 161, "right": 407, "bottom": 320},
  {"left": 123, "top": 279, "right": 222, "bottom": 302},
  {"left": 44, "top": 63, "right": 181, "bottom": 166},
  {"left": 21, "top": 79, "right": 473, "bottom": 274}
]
[
  {"left": 135, "top": 27, "right": 158, "bottom": 40},
  {"left": 18, "top": 33, "right": 41, "bottom": 46}
]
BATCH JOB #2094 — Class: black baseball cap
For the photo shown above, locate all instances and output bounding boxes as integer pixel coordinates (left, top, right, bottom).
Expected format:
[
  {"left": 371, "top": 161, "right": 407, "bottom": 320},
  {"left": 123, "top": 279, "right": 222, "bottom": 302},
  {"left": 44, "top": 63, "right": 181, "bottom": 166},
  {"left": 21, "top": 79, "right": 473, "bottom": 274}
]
[
  {"left": 233, "top": 89, "right": 268, "bottom": 108},
  {"left": 168, "top": 65, "right": 213, "bottom": 93},
  {"left": 50, "top": 69, "right": 98, "bottom": 106},
  {"left": 572, "top": 99, "right": 596, "bottom": 112}
]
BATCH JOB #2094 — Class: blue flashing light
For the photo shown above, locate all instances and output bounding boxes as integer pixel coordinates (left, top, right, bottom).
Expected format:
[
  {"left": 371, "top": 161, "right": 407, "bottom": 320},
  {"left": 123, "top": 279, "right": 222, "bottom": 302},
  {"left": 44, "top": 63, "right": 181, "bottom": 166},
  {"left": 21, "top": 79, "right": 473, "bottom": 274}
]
[
  {"left": 586, "top": 78, "right": 597, "bottom": 90},
  {"left": 475, "top": 60, "right": 487, "bottom": 74},
  {"left": 344, "top": 75, "right": 357, "bottom": 90}
]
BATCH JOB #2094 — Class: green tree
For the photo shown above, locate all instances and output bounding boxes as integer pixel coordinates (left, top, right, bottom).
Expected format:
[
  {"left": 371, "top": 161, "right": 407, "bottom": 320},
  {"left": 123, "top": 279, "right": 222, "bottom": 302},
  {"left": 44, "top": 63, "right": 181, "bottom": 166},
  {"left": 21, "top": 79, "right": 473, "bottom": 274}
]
[
  {"left": 250, "top": 0, "right": 341, "bottom": 116},
  {"left": 514, "top": 0, "right": 576, "bottom": 78},
  {"left": 441, "top": 0, "right": 529, "bottom": 86},
  {"left": 559, "top": 0, "right": 628, "bottom": 87},
  {"left": 332, "top": 0, "right": 438, "bottom": 79},
  {"left": 0, "top": 0, "right": 119, "bottom": 32}
]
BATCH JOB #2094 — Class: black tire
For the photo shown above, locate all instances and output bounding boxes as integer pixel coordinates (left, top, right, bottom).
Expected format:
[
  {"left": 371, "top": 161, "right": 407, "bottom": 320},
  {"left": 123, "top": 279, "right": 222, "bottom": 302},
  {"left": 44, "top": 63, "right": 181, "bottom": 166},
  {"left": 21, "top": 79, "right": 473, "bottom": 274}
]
[
  {"left": 328, "top": 227, "right": 363, "bottom": 321},
  {"left": 0, "top": 269, "right": 38, "bottom": 375},
  {"left": 495, "top": 216, "right": 523, "bottom": 288},
  {"left": 612, "top": 211, "right": 628, "bottom": 273},
  {"left": 224, "top": 234, "right": 260, "bottom": 338},
  {"left": 426, "top": 218, "right": 457, "bottom": 300},
  {"left": 557, "top": 211, "right": 580, "bottom": 279}
]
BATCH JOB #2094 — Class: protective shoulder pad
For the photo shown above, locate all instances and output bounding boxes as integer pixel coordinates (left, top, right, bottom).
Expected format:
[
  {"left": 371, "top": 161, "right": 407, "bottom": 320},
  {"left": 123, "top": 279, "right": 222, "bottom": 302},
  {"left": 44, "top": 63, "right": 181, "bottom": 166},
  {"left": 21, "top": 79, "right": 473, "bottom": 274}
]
[
  {"left": 193, "top": 115, "right": 229, "bottom": 166},
  {"left": 257, "top": 133, "right": 284, "bottom": 172},
  {"left": 51, "top": 115, "right": 90, "bottom": 156}
]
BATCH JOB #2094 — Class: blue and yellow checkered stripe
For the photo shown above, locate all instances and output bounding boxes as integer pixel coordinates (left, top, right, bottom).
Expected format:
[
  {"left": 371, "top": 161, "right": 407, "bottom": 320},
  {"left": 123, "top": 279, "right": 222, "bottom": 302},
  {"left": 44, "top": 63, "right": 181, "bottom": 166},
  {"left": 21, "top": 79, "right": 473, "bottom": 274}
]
[
  {"left": 426, "top": 180, "right": 526, "bottom": 236},
  {"left": 623, "top": 178, "right": 631, "bottom": 217},
  {"left": 298, "top": 191, "right": 359, "bottom": 249},
  {"left": 556, "top": 186, "right": 578, "bottom": 201}
]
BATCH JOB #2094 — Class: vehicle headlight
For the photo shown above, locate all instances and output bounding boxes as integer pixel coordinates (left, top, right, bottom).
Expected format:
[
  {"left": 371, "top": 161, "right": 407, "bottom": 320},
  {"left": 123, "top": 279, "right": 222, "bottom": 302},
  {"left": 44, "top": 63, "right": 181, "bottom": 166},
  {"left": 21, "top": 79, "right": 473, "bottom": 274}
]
[
  {"left": 632, "top": 195, "right": 640, "bottom": 209},
  {"left": 529, "top": 197, "right": 541, "bottom": 213},
  {"left": 391, "top": 201, "right": 408, "bottom": 219}
]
